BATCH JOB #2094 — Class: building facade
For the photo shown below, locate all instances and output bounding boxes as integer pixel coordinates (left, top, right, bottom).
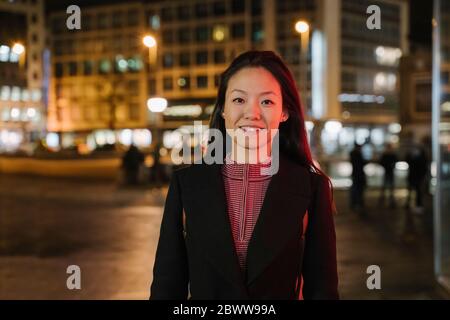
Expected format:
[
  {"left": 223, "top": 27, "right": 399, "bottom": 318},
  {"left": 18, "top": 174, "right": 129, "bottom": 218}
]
[
  {"left": 0, "top": 0, "right": 46, "bottom": 153},
  {"left": 44, "top": 0, "right": 408, "bottom": 158}
]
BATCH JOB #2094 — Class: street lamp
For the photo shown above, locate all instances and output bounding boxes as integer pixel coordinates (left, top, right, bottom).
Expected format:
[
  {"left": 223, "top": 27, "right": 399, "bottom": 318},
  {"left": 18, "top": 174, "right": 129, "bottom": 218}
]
[
  {"left": 143, "top": 34, "right": 157, "bottom": 67},
  {"left": 142, "top": 34, "right": 163, "bottom": 183},
  {"left": 12, "top": 43, "right": 25, "bottom": 55},
  {"left": 12, "top": 42, "right": 25, "bottom": 67},
  {"left": 294, "top": 20, "right": 310, "bottom": 108},
  {"left": 147, "top": 97, "right": 167, "bottom": 113},
  {"left": 295, "top": 21, "right": 309, "bottom": 34}
]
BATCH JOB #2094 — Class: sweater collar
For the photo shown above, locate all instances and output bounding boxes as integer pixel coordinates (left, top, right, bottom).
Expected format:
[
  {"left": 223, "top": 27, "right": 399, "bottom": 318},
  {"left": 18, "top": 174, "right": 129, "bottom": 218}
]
[{"left": 222, "top": 153, "right": 274, "bottom": 180}]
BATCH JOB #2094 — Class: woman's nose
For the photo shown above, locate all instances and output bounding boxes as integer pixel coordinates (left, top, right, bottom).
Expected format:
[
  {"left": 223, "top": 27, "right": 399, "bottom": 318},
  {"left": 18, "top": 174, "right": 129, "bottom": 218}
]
[{"left": 243, "top": 100, "right": 261, "bottom": 120}]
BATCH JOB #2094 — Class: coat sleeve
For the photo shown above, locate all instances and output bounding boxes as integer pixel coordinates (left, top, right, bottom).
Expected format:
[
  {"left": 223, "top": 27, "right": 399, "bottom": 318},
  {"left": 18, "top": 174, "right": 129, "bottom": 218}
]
[
  {"left": 150, "top": 170, "right": 189, "bottom": 299},
  {"left": 301, "top": 174, "right": 339, "bottom": 300}
]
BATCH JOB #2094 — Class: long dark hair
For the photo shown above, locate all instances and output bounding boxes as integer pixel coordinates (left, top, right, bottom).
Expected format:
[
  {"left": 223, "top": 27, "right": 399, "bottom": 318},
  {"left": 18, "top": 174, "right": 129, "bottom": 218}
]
[{"left": 208, "top": 50, "right": 326, "bottom": 178}]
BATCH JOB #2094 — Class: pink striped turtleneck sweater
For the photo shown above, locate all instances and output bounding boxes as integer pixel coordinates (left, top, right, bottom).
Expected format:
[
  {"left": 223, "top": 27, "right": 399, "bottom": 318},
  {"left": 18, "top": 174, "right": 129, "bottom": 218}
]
[{"left": 221, "top": 156, "right": 274, "bottom": 271}]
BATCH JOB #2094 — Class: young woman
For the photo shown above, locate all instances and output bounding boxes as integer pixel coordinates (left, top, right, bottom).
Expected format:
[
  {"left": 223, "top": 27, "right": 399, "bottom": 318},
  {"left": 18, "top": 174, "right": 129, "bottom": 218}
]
[{"left": 150, "top": 50, "right": 339, "bottom": 300}]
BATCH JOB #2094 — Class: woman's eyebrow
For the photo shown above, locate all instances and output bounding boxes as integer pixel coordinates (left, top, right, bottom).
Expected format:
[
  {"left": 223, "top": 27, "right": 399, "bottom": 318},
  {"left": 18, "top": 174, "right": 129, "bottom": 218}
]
[{"left": 230, "top": 89, "right": 278, "bottom": 96}]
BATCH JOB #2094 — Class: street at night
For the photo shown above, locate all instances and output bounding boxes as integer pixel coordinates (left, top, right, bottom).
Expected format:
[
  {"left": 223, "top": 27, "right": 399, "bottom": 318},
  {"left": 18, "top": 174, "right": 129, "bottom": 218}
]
[{"left": 0, "top": 174, "right": 443, "bottom": 299}]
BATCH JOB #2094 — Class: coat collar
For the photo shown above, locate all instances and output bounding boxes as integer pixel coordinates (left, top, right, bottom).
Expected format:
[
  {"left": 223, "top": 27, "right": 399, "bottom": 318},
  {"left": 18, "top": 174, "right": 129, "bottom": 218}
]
[{"left": 182, "top": 152, "right": 313, "bottom": 292}]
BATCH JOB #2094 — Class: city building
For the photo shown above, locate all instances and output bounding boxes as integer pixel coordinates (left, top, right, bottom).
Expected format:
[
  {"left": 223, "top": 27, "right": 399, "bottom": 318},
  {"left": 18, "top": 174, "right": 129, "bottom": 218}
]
[
  {"left": 317, "top": 0, "right": 409, "bottom": 162},
  {"left": 44, "top": 0, "right": 408, "bottom": 160},
  {"left": 0, "top": 0, "right": 46, "bottom": 153},
  {"left": 47, "top": 1, "right": 151, "bottom": 150}
]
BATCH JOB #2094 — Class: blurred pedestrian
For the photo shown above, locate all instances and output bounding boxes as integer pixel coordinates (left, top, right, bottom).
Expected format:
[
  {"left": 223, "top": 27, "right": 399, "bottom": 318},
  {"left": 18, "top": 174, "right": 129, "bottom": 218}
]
[
  {"left": 378, "top": 143, "right": 398, "bottom": 208},
  {"left": 404, "top": 143, "right": 429, "bottom": 213},
  {"left": 350, "top": 143, "right": 367, "bottom": 214},
  {"left": 121, "top": 144, "right": 144, "bottom": 185},
  {"left": 150, "top": 139, "right": 162, "bottom": 186}
]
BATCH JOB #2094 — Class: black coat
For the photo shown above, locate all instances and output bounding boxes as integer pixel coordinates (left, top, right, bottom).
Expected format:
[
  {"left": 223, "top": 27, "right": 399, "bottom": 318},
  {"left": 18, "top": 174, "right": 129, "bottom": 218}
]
[{"left": 150, "top": 153, "right": 339, "bottom": 300}]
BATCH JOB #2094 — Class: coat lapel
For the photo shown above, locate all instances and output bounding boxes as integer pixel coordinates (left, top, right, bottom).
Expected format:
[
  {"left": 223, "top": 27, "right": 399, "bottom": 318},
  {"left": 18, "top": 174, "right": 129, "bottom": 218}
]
[
  {"left": 245, "top": 155, "right": 312, "bottom": 286},
  {"left": 182, "top": 162, "right": 248, "bottom": 296}
]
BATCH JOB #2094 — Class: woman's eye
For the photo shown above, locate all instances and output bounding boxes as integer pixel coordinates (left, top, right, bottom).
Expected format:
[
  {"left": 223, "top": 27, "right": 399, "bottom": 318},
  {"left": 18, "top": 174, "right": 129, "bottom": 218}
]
[
  {"left": 261, "top": 99, "right": 274, "bottom": 105},
  {"left": 232, "top": 97, "right": 245, "bottom": 104}
]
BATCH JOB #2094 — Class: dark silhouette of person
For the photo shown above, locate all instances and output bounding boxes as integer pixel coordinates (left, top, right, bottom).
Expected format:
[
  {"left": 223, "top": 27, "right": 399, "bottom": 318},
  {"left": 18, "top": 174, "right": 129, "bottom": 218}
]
[
  {"left": 378, "top": 143, "right": 398, "bottom": 208},
  {"left": 121, "top": 144, "right": 145, "bottom": 185},
  {"left": 150, "top": 140, "right": 162, "bottom": 186},
  {"left": 405, "top": 144, "right": 428, "bottom": 210},
  {"left": 350, "top": 143, "right": 367, "bottom": 213}
]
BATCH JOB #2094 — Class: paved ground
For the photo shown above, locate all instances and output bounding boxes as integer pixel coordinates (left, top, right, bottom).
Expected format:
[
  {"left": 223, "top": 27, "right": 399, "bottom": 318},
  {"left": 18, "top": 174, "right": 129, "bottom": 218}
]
[{"left": 0, "top": 173, "right": 447, "bottom": 299}]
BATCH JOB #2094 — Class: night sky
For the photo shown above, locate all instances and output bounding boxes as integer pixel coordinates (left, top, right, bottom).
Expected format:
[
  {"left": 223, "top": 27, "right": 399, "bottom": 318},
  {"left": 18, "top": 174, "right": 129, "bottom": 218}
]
[{"left": 409, "top": 0, "right": 433, "bottom": 49}]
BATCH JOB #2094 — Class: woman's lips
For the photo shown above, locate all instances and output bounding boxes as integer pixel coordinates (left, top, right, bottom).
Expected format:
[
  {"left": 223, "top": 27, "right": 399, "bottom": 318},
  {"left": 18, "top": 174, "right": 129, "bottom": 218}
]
[{"left": 239, "top": 126, "right": 264, "bottom": 133}]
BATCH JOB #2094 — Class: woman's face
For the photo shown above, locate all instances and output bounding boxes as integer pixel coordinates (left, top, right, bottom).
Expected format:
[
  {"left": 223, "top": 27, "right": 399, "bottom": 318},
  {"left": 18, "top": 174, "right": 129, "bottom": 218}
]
[{"left": 222, "top": 67, "right": 288, "bottom": 152}]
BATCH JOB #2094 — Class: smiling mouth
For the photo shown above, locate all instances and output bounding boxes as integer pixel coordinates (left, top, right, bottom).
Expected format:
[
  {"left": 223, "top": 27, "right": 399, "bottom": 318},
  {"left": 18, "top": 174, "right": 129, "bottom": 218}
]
[{"left": 238, "top": 126, "right": 265, "bottom": 133}]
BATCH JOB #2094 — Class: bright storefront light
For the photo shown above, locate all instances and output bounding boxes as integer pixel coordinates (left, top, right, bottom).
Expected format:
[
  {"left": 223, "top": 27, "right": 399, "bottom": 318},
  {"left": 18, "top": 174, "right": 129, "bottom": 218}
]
[{"left": 147, "top": 97, "right": 168, "bottom": 113}]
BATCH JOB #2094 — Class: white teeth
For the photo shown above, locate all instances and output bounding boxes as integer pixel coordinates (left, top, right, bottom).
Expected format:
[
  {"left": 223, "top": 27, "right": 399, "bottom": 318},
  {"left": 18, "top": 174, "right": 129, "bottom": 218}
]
[{"left": 240, "top": 126, "right": 260, "bottom": 132}]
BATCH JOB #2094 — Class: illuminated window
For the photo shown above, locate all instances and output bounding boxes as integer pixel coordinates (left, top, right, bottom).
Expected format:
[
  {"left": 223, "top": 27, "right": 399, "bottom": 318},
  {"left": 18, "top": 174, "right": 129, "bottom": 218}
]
[
  {"left": 178, "top": 76, "right": 190, "bottom": 90},
  {"left": 213, "top": 25, "right": 228, "bottom": 42},
  {"left": 0, "top": 45, "right": 10, "bottom": 62},
  {"left": 115, "top": 56, "right": 128, "bottom": 73},
  {"left": 163, "top": 52, "right": 174, "bottom": 68},
  {"left": 99, "top": 59, "right": 111, "bottom": 74}
]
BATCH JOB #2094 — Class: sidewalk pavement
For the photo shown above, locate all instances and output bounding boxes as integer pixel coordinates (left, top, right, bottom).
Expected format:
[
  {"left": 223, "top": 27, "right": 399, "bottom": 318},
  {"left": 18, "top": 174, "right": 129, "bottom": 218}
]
[
  {"left": 0, "top": 173, "right": 448, "bottom": 299},
  {"left": 334, "top": 187, "right": 446, "bottom": 299}
]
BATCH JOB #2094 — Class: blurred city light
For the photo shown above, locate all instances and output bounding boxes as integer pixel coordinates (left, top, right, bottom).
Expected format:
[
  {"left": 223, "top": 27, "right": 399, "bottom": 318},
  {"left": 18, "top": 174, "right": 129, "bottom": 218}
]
[
  {"left": 213, "top": 25, "right": 227, "bottom": 42},
  {"left": 338, "top": 93, "right": 385, "bottom": 104},
  {"left": 305, "top": 120, "right": 314, "bottom": 132},
  {"left": 295, "top": 20, "right": 309, "bottom": 34},
  {"left": 163, "top": 105, "right": 202, "bottom": 117},
  {"left": 27, "top": 108, "right": 36, "bottom": 118},
  {"left": 119, "top": 129, "right": 133, "bottom": 146},
  {"left": 10, "top": 107, "right": 20, "bottom": 120},
  {"left": 364, "top": 163, "right": 384, "bottom": 177},
  {"left": 375, "top": 46, "right": 402, "bottom": 66},
  {"left": 324, "top": 120, "right": 342, "bottom": 136},
  {"left": 143, "top": 35, "right": 157, "bottom": 48},
  {"left": 46, "top": 132, "right": 59, "bottom": 148},
  {"left": 374, "top": 72, "right": 397, "bottom": 92},
  {"left": 355, "top": 128, "right": 370, "bottom": 145},
  {"left": 0, "top": 45, "right": 10, "bottom": 62},
  {"left": 388, "top": 123, "right": 402, "bottom": 134},
  {"left": 335, "top": 161, "right": 353, "bottom": 176},
  {"left": 133, "top": 129, "right": 152, "bottom": 147},
  {"left": 395, "top": 161, "right": 409, "bottom": 171},
  {"left": 147, "top": 97, "right": 168, "bottom": 113},
  {"left": 163, "top": 130, "right": 183, "bottom": 149},
  {"left": 12, "top": 43, "right": 25, "bottom": 55}
]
